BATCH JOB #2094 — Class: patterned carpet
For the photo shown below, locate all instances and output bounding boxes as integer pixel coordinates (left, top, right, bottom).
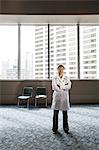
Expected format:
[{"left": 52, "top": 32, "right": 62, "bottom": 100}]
[{"left": 0, "top": 105, "right": 99, "bottom": 150}]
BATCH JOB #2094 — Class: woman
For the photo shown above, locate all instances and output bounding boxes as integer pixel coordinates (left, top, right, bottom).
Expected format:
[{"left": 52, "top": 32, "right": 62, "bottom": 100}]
[{"left": 51, "top": 65, "right": 72, "bottom": 134}]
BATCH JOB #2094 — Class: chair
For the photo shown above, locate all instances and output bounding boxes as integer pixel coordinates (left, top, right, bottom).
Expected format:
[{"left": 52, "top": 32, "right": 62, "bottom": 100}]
[
  {"left": 17, "top": 87, "right": 33, "bottom": 108},
  {"left": 35, "top": 87, "right": 47, "bottom": 107}
]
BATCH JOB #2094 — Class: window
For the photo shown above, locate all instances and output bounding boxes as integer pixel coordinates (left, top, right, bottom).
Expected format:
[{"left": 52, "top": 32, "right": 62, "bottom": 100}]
[
  {"left": 50, "top": 25, "right": 78, "bottom": 79},
  {"left": 1, "top": 24, "right": 99, "bottom": 80},
  {"left": 20, "top": 25, "right": 48, "bottom": 79},
  {"left": 0, "top": 25, "right": 18, "bottom": 79},
  {"left": 20, "top": 26, "right": 34, "bottom": 79},
  {"left": 80, "top": 25, "right": 99, "bottom": 79}
]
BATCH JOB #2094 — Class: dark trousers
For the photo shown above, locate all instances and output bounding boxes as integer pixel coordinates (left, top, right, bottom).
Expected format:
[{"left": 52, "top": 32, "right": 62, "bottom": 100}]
[{"left": 52, "top": 110, "right": 69, "bottom": 131}]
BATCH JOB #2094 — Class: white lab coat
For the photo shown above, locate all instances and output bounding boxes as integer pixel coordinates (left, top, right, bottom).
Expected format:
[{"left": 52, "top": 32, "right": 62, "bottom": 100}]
[{"left": 51, "top": 75, "right": 71, "bottom": 111}]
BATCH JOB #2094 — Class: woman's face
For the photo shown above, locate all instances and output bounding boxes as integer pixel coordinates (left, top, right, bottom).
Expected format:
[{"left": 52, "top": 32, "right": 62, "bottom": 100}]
[{"left": 57, "top": 67, "right": 64, "bottom": 76}]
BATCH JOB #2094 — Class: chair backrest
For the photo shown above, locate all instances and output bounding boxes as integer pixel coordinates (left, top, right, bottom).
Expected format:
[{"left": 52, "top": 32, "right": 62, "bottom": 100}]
[
  {"left": 23, "top": 87, "right": 33, "bottom": 96},
  {"left": 36, "top": 87, "right": 46, "bottom": 95}
]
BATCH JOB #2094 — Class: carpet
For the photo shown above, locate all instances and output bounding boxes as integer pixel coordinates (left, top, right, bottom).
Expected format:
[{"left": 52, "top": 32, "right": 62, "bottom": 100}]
[{"left": 0, "top": 105, "right": 99, "bottom": 150}]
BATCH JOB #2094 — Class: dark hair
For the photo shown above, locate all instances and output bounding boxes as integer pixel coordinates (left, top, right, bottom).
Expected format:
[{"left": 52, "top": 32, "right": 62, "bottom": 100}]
[{"left": 57, "top": 65, "right": 65, "bottom": 69}]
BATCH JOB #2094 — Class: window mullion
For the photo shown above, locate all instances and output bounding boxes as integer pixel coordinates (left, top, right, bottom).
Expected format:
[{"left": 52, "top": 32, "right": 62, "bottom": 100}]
[
  {"left": 18, "top": 24, "right": 21, "bottom": 79},
  {"left": 48, "top": 24, "right": 50, "bottom": 79},
  {"left": 77, "top": 23, "right": 80, "bottom": 79}
]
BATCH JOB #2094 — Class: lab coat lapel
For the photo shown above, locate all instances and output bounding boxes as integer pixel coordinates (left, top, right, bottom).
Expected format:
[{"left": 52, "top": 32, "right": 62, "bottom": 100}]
[{"left": 57, "top": 75, "right": 64, "bottom": 84}]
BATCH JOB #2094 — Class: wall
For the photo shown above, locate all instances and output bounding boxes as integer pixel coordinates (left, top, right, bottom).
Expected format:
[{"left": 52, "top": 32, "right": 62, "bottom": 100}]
[
  {"left": 0, "top": 80, "right": 52, "bottom": 105},
  {"left": 0, "top": 80, "right": 99, "bottom": 105},
  {"left": 70, "top": 80, "right": 99, "bottom": 104}
]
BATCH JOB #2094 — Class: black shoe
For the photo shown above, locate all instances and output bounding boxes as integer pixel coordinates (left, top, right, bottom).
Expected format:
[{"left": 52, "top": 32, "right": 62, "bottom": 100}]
[
  {"left": 53, "top": 130, "right": 58, "bottom": 134},
  {"left": 52, "top": 129, "right": 59, "bottom": 134},
  {"left": 64, "top": 128, "right": 69, "bottom": 134}
]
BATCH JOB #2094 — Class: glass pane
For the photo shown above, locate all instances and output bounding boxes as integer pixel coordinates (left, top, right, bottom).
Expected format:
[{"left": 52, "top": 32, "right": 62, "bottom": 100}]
[
  {"left": 20, "top": 25, "right": 48, "bottom": 79},
  {"left": 50, "top": 25, "right": 78, "bottom": 79},
  {"left": 34, "top": 25, "right": 48, "bottom": 79},
  {"left": 20, "top": 26, "right": 34, "bottom": 79},
  {"left": 80, "top": 25, "right": 99, "bottom": 79},
  {"left": 0, "top": 25, "right": 18, "bottom": 79}
]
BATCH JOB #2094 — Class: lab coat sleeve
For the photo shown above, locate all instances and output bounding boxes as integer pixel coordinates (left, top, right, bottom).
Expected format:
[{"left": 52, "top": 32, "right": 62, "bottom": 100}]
[
  {"left": 52, "top": 77, "right": 60, "bottom": 92},
  {"left": 61, "top": 79, "right": 72, "bottom": 90}
]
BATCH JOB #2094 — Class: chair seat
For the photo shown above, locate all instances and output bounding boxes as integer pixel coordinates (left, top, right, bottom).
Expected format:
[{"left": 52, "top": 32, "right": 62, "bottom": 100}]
[
  {"left": 35, "top": 87, "right": 47, "bottom": 107},
  {"left": 18, "top": 96, "right": 30, "bottom": 99},
  {"left": 35, "top": 95, "right": 47, "bottom": 98},
  {"left": 17, "top": 86, "right": 33, "bottom": 108}
]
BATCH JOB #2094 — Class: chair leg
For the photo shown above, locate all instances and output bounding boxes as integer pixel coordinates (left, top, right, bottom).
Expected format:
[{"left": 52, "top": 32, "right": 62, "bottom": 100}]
[
  {"left": 27, "top": 99, "right": 29, "bottom": 108},
  {"left": 45, "top": 98, "right": 47, "bottom": 107},
  {"left": 17, "top": 99, "right": 20, "bottom": 107},
  {"left": 35, "top": 98, "right": 37, "bottom": 107}
]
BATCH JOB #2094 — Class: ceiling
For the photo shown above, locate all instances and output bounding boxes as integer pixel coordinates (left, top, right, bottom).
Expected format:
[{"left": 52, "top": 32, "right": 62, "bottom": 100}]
[{"left": 0, "top": 15, "right": 99, "bottom": 24}]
